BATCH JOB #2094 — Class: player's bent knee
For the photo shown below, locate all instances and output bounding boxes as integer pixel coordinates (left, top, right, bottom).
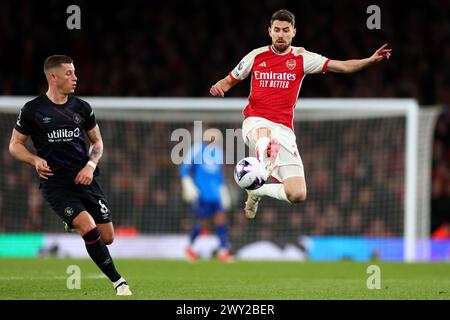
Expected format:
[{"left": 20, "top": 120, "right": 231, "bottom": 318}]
[
  {"left": 102, "top": 235, "right": 114, "bottom": 245},
  {"left": 286, "top": 189, "right": 307, "bottom": 203}
]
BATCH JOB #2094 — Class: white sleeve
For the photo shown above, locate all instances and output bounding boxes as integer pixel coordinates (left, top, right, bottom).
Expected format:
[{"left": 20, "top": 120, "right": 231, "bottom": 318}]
[
  {"left": 303, "top": 50, "right": 330, "bottom": 74},
  {"left": 229, "top": 50, "right": 257, "bottom": 81}
]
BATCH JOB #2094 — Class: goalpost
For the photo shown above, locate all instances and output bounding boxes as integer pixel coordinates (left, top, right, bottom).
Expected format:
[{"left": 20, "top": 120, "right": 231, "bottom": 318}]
[{"left": 0, "top": 97, "right": 437, "bottom": 262}]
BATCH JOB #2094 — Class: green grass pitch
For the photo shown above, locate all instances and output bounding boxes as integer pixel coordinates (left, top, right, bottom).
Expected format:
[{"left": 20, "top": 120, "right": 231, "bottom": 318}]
[{"left": 0, "top": 259, "right": 449, "bottom": 300}]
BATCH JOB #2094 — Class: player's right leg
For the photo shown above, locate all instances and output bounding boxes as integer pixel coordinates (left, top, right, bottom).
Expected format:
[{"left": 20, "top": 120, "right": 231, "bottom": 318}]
[
  {"left": 42, "top": 182, "right": 131, "bottom": 295},
  {"left": 213, "top": 211, "right": 234, "bottom": 263},
  {"left": 80, "top": 181, "right": 132, "bottom": 296},
  {"left": 253, "top": 127, "right": 281, "bottom": 175},
  {"left": 186, "top": 202, "right": 211, "bottom": 262},
  {"left": 243, "top": 119, "right": 305, "bottom": 218},
  {"left": 71, "top": 212, "right": 131, "bottom": 296},
  {"left": 244, "top": 125, "right": 281, "bottom": 219}
]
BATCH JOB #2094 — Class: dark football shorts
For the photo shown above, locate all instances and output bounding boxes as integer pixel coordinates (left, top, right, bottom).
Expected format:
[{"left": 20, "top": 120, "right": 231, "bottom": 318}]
[
  {"left": 194, "top": 200, "right": 224, "bottom": 219},
  {"left": 41, "top": 178, "right": 112, "bottom": 228}
]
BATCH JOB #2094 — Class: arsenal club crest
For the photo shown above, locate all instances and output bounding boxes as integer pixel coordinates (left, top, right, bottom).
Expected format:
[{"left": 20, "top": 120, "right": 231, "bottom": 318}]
[{"left": 286, "top": 59, "right": 296, "bottom": 70}]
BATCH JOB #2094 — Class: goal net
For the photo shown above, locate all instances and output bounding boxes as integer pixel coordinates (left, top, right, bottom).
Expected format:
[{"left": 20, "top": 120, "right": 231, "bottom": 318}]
[{"left": 0, "top": 97, "right": 437, "bottom": 261}]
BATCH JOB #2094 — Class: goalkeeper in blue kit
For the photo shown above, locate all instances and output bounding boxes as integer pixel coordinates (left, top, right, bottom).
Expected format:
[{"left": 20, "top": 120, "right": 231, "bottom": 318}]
[{"left": 179, "top": 128, "right": 234, "bottom": 263}]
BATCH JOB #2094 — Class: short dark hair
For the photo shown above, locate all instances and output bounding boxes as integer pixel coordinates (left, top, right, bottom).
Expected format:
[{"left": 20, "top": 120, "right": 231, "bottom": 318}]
[
  {"left": 270, "top": 9, "right": 295, "bottom": 27},
  {"left": 44, "top": 55, "right": 73, "bottom": 74}
]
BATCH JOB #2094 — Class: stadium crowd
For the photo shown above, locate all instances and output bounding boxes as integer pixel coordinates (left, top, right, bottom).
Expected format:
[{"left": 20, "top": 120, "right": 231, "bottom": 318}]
[
  {"left": 0, "top": 0, "right": 449, "bottom": 106},
  {"left": 0, "top": 115, "right": 407, "bottom": 248}
]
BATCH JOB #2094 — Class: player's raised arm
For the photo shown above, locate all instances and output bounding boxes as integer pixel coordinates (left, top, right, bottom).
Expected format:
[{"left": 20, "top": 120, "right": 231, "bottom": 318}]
[
  {"left": 210, "top": 75, "right": 239, "bottom": 97},
  {"left": 326, "top": 43, "right": 392, "bottom": 74},
  {"left": 9, "top": 128, "right": 53, "bottom": 180},
  {"left": 74, "top": 124, "right": 103, "bottom": 185}
]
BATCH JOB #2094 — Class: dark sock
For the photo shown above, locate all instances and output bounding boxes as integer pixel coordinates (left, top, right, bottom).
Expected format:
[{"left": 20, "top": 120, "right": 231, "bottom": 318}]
[
  {"left": 82, "top": 227, "right": 121, "bottom": 282},
  {"left": 190, "top": 224, "right": 202, "bottom": 245},
  {"left": 215, "top": 224, "right": 229, "bottom": 250}
]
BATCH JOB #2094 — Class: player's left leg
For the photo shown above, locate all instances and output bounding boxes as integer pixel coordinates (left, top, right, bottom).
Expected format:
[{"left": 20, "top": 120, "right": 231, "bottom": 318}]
[
  {"left": 213, "top": 212, "right": 234, "bottom": 263},
  {"left": 245, "top": 149, "right": 305, "bottom": 218},
  {"left": 253, "top": 127, "right": 281, "bottom": 174},
  {"left": 244, "top": 126, "right": 281, "bottom": 219},
  {"left": 186, "top": 218, "right": 210, "bottom": 262},
  {"left": 81, "top": 180, "right": 131, "bottom": 296},
  {"left": 251, "top": 166, "right": 306, "bottom": 202},
  {"left": 186, "top": 199, "right": 216, "bottom": 261},
  {"left": 72, "top": 212, "right": 131, "bottom": 296}
]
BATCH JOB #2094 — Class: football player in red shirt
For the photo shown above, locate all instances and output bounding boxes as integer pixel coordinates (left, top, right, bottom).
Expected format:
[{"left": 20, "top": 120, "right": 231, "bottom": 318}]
[{"left": 210, "top": 9, "right": 391, "bottom": 219}]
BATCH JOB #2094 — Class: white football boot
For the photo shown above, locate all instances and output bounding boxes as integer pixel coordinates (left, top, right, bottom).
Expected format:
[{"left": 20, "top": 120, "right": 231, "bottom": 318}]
[
  {"left": 116, "top": 282, "right": 132, "bottom": 296},
  {"left": 244, "top": 190, "right": 261, "bottom": 219}
]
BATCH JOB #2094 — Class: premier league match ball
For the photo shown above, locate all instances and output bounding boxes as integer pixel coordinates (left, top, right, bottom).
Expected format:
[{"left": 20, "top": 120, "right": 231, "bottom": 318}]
[{"left": 234, "top": 157, "right": 267, "bottom": 190}]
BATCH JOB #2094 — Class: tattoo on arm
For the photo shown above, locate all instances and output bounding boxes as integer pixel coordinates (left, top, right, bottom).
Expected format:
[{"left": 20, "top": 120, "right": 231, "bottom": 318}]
[
  {"left": 87, "top": 126, "right": 104, "bottom": 163},
  {"left": 90, "top": 145, "right": 102, "bottom": 158}
]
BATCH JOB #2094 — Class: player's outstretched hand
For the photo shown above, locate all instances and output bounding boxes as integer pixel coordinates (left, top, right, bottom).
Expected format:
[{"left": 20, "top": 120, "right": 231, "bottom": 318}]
[
  {"left": 210, "top": 83, "right": 225, "bottom": 97},
  {"left": 34, "top": 157, "right": 53, "bottom": 180},
  {"left": 74, "top": 165, "right": 94, "bottom": 185},
  {"left": 371, "top": 43, "right": 392, "bottom": 63}
]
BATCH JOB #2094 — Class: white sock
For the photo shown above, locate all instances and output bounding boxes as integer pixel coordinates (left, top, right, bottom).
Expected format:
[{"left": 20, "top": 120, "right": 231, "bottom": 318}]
[
  {"left": 113, "top": 277, "right": 126, "bottom": 288},
  {"left": 252, "top": 184, "right": 291, "bottom": 203},
  {"left": 255, "top": 137, "right": 271, "bottom": 164}
]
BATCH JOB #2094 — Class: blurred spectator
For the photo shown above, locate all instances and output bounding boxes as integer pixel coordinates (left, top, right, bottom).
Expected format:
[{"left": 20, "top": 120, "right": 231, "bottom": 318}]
[
  {"left": 0, "top": 0, "right": 449, "bottom": 106},
  {"left": 0, "top": 0, "right": 449, "bottom": 247},
  {"left": 431, "top": 107, "right": 450, "bottom": 239},
  {"left": 0, "top": 111, "right": 410, "bottom": 241}
]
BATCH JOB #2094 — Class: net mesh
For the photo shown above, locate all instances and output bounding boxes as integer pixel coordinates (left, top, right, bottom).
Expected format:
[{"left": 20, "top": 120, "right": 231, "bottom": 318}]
[{"left": 0, "top": 98, "right": 439, "bottom": 260}]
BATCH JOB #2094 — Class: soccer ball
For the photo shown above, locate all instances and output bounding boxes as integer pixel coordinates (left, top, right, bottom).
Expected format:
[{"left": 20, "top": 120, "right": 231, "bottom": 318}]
[{"left": 234, "top": 157, "right": 267, "bottom": 190}]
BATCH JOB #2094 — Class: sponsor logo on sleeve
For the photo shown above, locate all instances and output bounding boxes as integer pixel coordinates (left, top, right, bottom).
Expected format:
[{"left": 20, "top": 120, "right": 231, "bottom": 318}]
[{"left": 237, "top": 60, "right": 245, "bottom": 70}]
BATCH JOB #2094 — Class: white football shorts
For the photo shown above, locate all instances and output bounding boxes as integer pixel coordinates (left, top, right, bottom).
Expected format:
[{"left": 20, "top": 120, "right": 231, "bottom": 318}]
[{"left": 242, "top": 116, "right": 305, "bottom": 182}]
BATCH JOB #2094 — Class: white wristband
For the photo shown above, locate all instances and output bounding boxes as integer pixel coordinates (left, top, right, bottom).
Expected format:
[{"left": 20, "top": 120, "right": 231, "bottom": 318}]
[{"left": 87, "top": 160, "right": 97, "bottom": 169}]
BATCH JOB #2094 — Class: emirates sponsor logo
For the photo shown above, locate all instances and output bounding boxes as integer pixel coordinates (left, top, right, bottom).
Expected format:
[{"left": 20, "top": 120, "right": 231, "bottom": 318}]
[{"left": 254, "top": 71, "right": 296, "bottom": 81}]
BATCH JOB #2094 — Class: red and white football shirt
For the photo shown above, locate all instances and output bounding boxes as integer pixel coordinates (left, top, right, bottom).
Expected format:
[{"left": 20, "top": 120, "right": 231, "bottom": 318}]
[{"left": 230, "top": 46, "right": 330, "bottom": 130}]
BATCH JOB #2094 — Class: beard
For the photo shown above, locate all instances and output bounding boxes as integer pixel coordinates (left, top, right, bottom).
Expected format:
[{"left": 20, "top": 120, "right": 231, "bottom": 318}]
[{"left": 272, "top": 40, "right": 291, "bottom": 53}]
